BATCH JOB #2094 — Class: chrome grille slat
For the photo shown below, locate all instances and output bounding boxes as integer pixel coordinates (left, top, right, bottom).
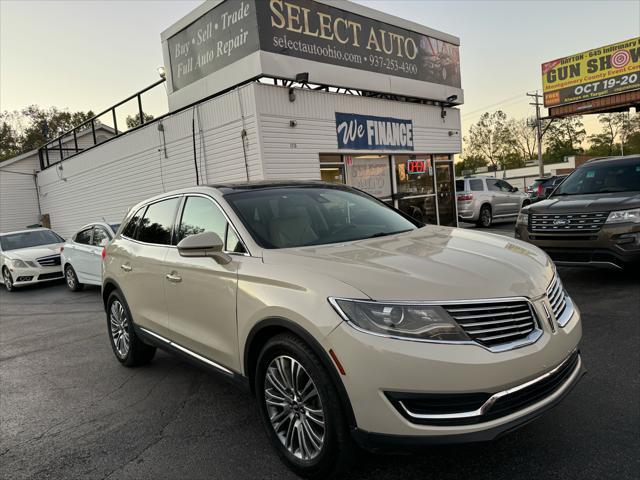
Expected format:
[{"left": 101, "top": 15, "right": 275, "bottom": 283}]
[
  {"left": 445, "top": 301, "right": 537, "bottom": 348},
  {"left": 547, "top": 275, "right": 569, "bottom": 323},
  {"left": 529, "top": 212, "right": 608, "bottom": 234}
]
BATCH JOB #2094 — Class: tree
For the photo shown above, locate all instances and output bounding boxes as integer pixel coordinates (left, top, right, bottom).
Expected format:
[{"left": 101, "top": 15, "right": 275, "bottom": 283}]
[
  {"left": 126, "top": 112, "right": 154, "bottom": 129},
  {"left": 586, "top": 113, "right": 626, "bottom": 156},
  {"left": 467, "top": 111, "right": 514, "bottom": 171},
  {"left": 543, "top": 116, "right": 585, "bottom": 163},
  {"left": 455, "top": 154, "right": 488, "bottom": 176},
  {"left": 0, "top": 121, "right": 20, "bottom": 161},
  {"left": 1, "top": 106, "right": 95, "bottom": 157},
  {"left": 622, "top": 113, "right": 640, "bottom": 155},
  {"left": 508, "top": 117, "right": 537, "bottom": 162}
]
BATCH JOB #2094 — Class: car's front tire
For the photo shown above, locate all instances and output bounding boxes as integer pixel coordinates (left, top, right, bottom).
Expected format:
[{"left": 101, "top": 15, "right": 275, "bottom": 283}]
[
  {"left": 64, "top": 265, "right": 84, "bottom": 292},
  {"left": 255, "top": 333, "right": 354, "bottom": 479},
  {"left": 106, "top": 290, "right": 156, "bottom": 367},
  {"left": 2, "top": 267, "right": 14, "bottom": 292}
]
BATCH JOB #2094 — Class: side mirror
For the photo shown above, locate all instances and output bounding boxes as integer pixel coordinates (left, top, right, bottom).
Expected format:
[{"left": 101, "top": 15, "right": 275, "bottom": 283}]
[{"left": 177, "top": 232, "right": 232, "bottom": 265}]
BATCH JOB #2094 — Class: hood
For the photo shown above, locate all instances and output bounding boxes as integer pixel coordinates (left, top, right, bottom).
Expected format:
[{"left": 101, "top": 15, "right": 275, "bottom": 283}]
[
  {"left": 528, "top": 192, "right": 640, "bottom": 214},
  {"left": 3, "top": 244, "right": 63, "bottom": 261},
  {"left": 263, "top": 227, "right": 554, "bottom": 302}
]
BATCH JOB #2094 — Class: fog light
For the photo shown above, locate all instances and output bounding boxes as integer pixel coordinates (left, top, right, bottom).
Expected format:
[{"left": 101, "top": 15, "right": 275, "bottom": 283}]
[{"left": 616, "top": 232, "right": 640, "bottom": 246}]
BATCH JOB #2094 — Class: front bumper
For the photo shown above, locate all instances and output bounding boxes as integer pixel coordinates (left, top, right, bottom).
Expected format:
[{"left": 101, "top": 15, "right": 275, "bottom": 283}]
[
  {"left": 326, "top": 300, "right": 582, "bottom": 441},
  {"left": 4, "top": 265, "right": 63, "bottom": 287},
  {"left": 515, "top": 222, "right": 640, "bottom": 268}
]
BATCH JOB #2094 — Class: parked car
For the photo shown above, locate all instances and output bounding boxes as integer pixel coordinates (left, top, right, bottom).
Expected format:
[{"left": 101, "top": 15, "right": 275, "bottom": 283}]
[
  {"left": 61, "top": 222, "right": 120, "bottom": 291},
  {"left": 456, "top": 176, "right": 530, "bottom": 227},
  {"left": 529, "top": 175, "right": 568, "bottom": 203},
  {"left": 102, "top": 182, "right": 583, "bottom": 478},
  {"left": 516, "top": 156, "right": 640, "bottom": 270},
  {"left": 0, "top": 228, "right": 65, "bottom": 291}
]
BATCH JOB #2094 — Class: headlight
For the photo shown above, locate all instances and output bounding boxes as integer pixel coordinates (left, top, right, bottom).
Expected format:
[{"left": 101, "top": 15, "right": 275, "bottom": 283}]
[
  {"left": 10, "top": 259, "right": 29, "bottom": 268},
  {"left": 329, "top": 298, "right": 469, "bottom": 341},
  {"left": 606, "top": 208, "right": 640, "bottom": 224},
  {"left": 516, "top": 212, "right": 528, "bottom": 225}
]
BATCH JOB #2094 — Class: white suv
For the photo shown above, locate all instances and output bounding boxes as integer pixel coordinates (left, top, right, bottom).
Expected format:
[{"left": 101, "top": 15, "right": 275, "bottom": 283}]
[
  {"left": 102, "top": 182, "right": 583, "bottom": 478},
  {"left": 456, "top": 176, "right": 530, "bottom": 227}
]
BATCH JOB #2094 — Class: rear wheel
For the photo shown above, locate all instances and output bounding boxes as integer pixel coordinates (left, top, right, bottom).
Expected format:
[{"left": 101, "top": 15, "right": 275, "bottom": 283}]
[
  {"left": 255, "top": 334, "right": 354, "bottom": 479},
  {"left": 477, "top": 204, "right": 493, "bottom": 228},
  {"left": 64, "top": 265, "right": 84, "bottom": 292},
  {"left": 107, "top": 290, "right": 156, "bottom": 367},
  {"left": 2, "top": 267, "right": 14, "bottom": 292}
]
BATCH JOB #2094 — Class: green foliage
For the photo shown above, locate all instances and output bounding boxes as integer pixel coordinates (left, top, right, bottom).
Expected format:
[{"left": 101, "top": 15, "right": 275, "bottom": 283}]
[
  {"left": 585, "top": 112, "right": 640, "bottom": 157},
  {"left": 125, "top": 112, "right": 155, "bottom": 129},
  {"left": 455, "top": 154, "right": 487, "bottom": 176},
  {"left": 0, "top": 106, "right": 94, "bottom": 161},
  {"left": 542, "top": 116, "right": 585, "bottom": 163}
]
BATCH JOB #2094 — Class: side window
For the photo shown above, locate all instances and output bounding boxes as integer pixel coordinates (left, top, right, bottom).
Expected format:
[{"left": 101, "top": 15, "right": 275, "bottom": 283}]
[
  {"left": 177, "top": 196, "right": 227, "bottom": 244},
  {"left": 74, "top": 228, "right": 93, "bottom": 245},
  {"left": 225, "top": 225, "right": 246, "bottom": 254},
  {"left": 487, "top": 179, "right": 501, "bottom": 192},
  {"left": 138, "top": 198, "right": 180, "bottom": 245},
  {"left": 122, "top": 207, "right": 144, "bottom": 239},
  {"left": 469, "top": 179, "right": 484, "bottom": 191},
  {"left": 498, "top": 180, "right": 514, "bottom": 192},
  {"left": 92, "top": 227, "right": 110, "bottom": 247}
]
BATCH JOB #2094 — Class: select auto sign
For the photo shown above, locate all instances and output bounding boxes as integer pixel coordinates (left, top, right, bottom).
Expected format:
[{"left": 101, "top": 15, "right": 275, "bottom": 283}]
[{"left": 336, "top": 112, "right": 414, "bottom": 150}]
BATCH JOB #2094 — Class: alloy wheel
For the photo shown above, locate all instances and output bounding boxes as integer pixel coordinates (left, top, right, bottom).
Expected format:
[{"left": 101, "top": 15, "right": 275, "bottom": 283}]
[
  {"left": 65, "top": 267, "right": 76, "bottom": 289},
  {"left": 264, "top": 355, "right": 326, "bottom": 461},
  {"left": 109, "top": 300, "right": 130, "bottom": 358},
  {"left": 3, "top": 269, "right": 13, "bottom": 291},
  {"left": 481, "top": 207, "right": 492, "bottom": 227}
]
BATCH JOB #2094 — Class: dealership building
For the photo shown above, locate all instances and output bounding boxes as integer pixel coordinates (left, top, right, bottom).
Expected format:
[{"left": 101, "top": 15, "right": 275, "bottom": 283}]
[{"left": 1, "top": 0, "right": 463, "bottom": 238}]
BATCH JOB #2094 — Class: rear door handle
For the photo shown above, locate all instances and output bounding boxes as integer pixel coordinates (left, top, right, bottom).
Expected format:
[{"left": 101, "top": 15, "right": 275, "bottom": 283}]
[
  {"left": 165, "top": 272, "right": 182, "bottom": 283},
  {"left": 120, "top": 264, "right": 132, "bottom": 272}
]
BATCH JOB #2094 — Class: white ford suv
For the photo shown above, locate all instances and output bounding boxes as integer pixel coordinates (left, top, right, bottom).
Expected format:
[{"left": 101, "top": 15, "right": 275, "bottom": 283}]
[{"left": 102, "top": 182, "right": 584, "bottom": 478}]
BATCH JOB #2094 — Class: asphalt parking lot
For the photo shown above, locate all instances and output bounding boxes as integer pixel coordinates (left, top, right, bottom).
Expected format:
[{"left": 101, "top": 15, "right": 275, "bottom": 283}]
[{"left": 1, "top": 243, "right": 639, "bottom": 479}]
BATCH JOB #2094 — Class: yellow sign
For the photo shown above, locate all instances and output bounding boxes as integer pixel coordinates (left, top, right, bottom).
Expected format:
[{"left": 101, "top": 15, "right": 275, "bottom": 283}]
[{"left": 541, "top": 37, "right": 640, "bottom": 107}]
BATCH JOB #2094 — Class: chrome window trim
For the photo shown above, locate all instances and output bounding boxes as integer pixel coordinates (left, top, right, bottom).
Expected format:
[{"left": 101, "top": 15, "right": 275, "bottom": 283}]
[
  {"left": 139, "top": 327, "right": 233, "bottom": 375},
  {"left": 397, "top": 350, "right": 581, "bottom": 421},
  {"left": 121, "top": 194, "right": 183, "bottom": 246},
  {"left": 328, "top": 296, "right": 543, "bottom": 353}
]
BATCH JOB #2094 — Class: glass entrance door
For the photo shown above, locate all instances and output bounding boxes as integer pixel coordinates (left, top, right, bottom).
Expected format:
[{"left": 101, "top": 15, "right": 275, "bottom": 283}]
[
  {"left": 435, "top": 159, "right": 457, "bottom": 226},
  {"left": 394, "top": 155, "right": 438, "bottom": 224}
]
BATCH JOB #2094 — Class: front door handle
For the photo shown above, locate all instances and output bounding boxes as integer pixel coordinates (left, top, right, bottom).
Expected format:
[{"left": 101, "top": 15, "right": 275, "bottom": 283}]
[
  {"left": 165, "top": 272, "right": 182, "bottom": 283},
  {"left": 120, "top": 264, "right": 132, "bottom": 272}
]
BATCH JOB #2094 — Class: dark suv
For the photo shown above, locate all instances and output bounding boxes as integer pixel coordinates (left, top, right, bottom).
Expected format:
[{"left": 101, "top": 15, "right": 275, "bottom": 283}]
[
  {"left": 528, "top": 175, "right": 567, "bottom": 203},
  {"left": 515, "top": 156, "right": 640, "bottom": 269}
]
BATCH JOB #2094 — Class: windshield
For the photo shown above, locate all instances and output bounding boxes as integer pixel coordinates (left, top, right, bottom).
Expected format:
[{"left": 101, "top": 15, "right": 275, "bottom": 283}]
[
  {"left": 553, "top": 157, "right": 640, "bottom": 196},
  {"left": 225, "top": 186, "right": 419, "bottom": 249},
  {"left": 0, "top": 230, "right": 64, "bottom": 251}
]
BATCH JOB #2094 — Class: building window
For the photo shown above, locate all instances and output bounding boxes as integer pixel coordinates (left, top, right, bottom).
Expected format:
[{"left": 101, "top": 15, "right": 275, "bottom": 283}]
[{"left": 320, "top": 154, "right": 345, "bottom": 184}]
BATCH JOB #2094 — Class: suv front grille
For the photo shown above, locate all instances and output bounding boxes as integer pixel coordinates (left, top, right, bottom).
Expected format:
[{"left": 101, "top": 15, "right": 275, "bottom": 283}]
[
  {"left": 529, "top": 212, "right": 608, "bottom": 233},
  {"left": 444, "top": 301, "right": 537, "bottom": 348},
  {"left": 36, "top": 254, "right": 61, "bottom": 267}
]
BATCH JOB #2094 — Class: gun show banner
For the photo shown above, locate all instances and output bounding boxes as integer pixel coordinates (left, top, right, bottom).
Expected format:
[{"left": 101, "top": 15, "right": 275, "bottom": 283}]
[{"left": 542, "top": 37, "right": 640, "bottom": 107}]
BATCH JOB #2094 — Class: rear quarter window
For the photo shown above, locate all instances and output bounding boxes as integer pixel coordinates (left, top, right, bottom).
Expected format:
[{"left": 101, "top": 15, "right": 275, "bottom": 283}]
[{"left": 469, "top": 179, "right": 484, "bottom": 191}]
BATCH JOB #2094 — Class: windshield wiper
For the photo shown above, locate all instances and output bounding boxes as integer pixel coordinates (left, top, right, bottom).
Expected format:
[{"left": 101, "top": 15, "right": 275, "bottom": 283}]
[{"left": 364, "top": 229, "right": 413, "bottom": 239}]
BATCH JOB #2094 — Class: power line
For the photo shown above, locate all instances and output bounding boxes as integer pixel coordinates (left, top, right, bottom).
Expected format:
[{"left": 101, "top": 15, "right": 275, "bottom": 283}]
[{"left": 461, "top": 90, "right": 536, "bottom": 119}]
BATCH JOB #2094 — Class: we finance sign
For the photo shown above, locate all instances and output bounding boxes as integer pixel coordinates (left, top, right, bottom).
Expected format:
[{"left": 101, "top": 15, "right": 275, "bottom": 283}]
[{"left": 335, "top": 113, "right": 414, "bottom": 151}]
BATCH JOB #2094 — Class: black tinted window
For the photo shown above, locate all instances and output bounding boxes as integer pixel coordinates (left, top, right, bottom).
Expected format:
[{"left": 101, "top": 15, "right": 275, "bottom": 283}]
[
  {"left": 455, "top": 180, "right": 464, "bottom": 191},
  {"left": 122, "top": 208, "right": 144, "bottom": 238},
  {"left": 554, "top": 157, "right": 640, "bottom": 195},
  {"left": 469, "top": 179, "right": 484, "bottom": 191},
  {"left": 138, "top": 198, "right": 180, "bottom": 245},
  {"left": 487, "top": 179, "right": 501, "bottom": 191},
  {"left": 0, "top": 230, "right": 64, "bottom": 251},
  {"left": 75, "top": 229, "right": 92, "bottom": 245},
  {"left": 92, "top": 228, "right": 110, "bottom": 247},
  {"left": 177, "top": 196, "right": 227, "bottom": 243}
]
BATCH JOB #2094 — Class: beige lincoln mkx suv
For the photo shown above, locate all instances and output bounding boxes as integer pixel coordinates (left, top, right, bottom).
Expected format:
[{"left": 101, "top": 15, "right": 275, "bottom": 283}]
[{"left": 102, "top": 182, "right": 584, "bottom": 478}]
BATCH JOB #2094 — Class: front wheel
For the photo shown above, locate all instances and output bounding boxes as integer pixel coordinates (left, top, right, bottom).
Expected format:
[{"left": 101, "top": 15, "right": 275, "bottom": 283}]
[
  {"left": 2, "top": 267, "right": 14, "bottom": 292},
  {"left": 255, "top": 334, "right": 354, "bottom": 479},
  {"left": 106, "top": 291, "right": 156, "bottom": 367},
  {"left": 65, "top": 265, "right": 84, "bottom": 292}
]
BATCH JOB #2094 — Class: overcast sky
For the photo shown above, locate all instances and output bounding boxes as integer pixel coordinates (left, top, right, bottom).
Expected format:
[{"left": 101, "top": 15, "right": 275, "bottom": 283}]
[{"left": 1, "top": 0, "right": 639, "bottom": 138}]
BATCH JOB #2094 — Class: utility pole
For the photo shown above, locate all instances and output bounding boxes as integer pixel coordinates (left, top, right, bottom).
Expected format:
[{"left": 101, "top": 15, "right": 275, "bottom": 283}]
[{"left": 527, "top": 91, "right": 545, "bottom": 178}]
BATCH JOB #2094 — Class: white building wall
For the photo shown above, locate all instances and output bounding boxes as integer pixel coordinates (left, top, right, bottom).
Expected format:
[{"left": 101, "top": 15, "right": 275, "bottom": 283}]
[
  {"left": 0, "top": 153, "right": 41, "bottom": 232},
  {"left": 253, "top": 83, "right": 462, "bottom": 180},
  {"left": 37, "top": 84, "right": 261, "bottom": 238}
]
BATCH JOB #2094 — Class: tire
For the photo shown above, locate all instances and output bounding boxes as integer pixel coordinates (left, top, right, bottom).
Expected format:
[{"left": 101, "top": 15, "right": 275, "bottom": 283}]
[
  {"left": 2, "top": 267, "right": 14, "bottom": 292},
  {"left": 255, "top": 333, "right": 354, "bottom": 479},
  {"left": 64, "top": 265, "right": 84, "bottom": 292},
  {"left": 106, "top": 290, "right": 156, "bottom": 367},
  {"left": 477, "top": 204, "right": 493, "bottom": 228}
]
